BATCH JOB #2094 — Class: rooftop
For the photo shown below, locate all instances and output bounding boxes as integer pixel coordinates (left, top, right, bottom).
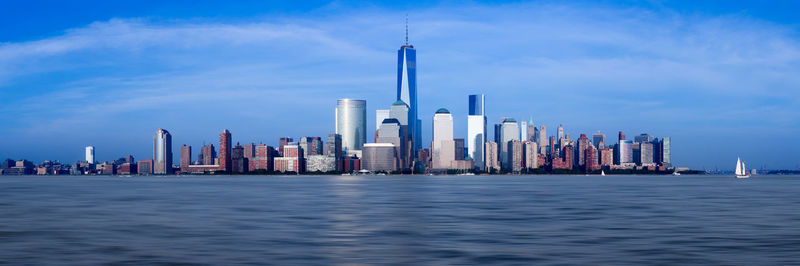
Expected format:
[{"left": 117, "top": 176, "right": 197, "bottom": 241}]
[{"left": 435, "top": 108, "right": 450, "bottom": 114}]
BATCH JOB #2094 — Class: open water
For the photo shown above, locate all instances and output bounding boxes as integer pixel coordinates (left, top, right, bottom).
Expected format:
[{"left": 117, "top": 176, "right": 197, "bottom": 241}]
[{"left": 1, "top": 175, "right": 799, "bottom": 265}]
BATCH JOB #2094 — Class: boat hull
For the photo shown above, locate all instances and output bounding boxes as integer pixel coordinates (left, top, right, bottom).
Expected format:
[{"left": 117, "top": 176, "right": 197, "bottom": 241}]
[{"left": 736, "top": 175, "right": 750, "bottom": 179}]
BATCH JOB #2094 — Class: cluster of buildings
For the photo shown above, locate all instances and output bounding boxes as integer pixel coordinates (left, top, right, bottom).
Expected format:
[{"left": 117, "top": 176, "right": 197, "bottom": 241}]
[{"left": 0, "top": 24, "right": 673, "bottom": 176}]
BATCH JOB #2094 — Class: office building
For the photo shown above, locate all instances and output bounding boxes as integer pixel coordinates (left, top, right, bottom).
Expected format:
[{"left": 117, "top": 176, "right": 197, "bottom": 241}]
[
  {"left": 539, "top": 125, "right": 547, "bottom": 154},
  {"left": 254, "top": 144, "right": 275, "bottom": 171},
  {"left": 389, "top": 101, "right": 411, "bottom": 170},
  {"left": 467, "top": 94, "right": 486, "bottom": 170},
  {"left": 219, "top": 130, "right": 232, "bottom": 172},
  {"left": 153, "top": 128, "right": 173, "bottom": 174},
  {"left": 557, "top": 125, "right": 564, "bottom": 143},
  {"left": 520, "top": 121, "right": 528, "bottom": 144},
  {"left": 85, "top": 146, "right": 94, "bottom": 163},
  {"left": 397, "top": 23, "right": 420, "bottom": 154},
  {"left": 499, "top": 118, "right": 519, "bottom": 169},
  {"left": 232, "top": 144, "right": 248, "bottom": 173},
  {"left": 640, "top": 142, "right": 654, "bottom": 165},
  {"left": 362, "top": 143, "right": 397, "bottom": 172},
  {"left": 201, "top": 144, "right": 216, "bottom": 165},
  {"left": 616, "top": 140, "right": 634, "bottom": 164},
  {"left": 526, "top": 119, "right": 536, "bottom": 142},
  {"left": 377, "top": 118, "right": 403, "bottom": 169},
  {"left": 243, "top": 143, "right": 255, "bottom": 160},
  {"left": 592, "top": 132, "right": 606, "bottom": 150},
  {"left": 660, "top": 137, "right": 671, "bottom": 166},
  {"left": 137, "top": 159, "right": 153, "bottom": 175},
  {"left": 493, "top": 123, "right": 502, "bottom": 144},
  {"left": 454, "top": 138, "right": 465, "bottom": 161},
  {"left": 336, "top": 99, "right": 367, "bottom": 155},
  {"left": 375, "top": 109, "right": 390, "bottom": 137},
  {"left": 432, "top": 108, "right": 455, "bottom": 169},
  {"left": 325, "top": 133, "right": 343, "bottom": 171},
  {"left": 635, "top": 133, "right": 654, "bottom": 144}
]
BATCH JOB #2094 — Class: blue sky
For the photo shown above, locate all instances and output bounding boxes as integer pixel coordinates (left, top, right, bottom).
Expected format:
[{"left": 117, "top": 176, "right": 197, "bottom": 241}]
[{"left": 1, "top": 0, "right": 799, "bottom": 170}]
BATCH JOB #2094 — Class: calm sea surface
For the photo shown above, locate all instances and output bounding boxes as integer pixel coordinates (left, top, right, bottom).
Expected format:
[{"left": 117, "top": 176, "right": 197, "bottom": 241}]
[{"left": 1, "top": 175, "right": 799, "bottom": 265}]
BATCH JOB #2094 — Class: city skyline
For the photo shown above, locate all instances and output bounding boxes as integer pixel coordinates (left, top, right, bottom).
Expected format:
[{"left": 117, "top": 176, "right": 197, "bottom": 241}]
[{"left": 2, "top": 1, "right": 800, "bottom": 169}]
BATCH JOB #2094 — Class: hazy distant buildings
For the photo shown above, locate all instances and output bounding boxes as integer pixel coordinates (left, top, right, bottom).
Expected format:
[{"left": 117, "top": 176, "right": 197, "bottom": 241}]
[
  {"left": 467, "top": 94, "right": 486, "bottom": 170},
  {"left": 336, "top": 99, "right": 366, "bottom": 156},
  {"left": 153, "top": 128, "right": 173, "bottom": 174}
]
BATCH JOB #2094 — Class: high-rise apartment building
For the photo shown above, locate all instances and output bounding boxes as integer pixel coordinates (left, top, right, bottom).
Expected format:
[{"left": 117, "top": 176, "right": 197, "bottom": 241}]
[
  {"left": 539, "top": 125, "right": 548, "bottom": 154},
  {"left": 336, "top": 99, "right": 367, "bottom": 155},
  {"left": 576, "top": 134, "right": 590, "bottom": 167},
  {"left": 180, "top": 145, "right": 191, "bottom": 172},
  {"left": 85, "top": 146, "right": 95, "bottom": 163},
  {"left": 153, "top": 128, "right": 173, "bottom": 174},
  {"left": 278, "top": 137, "right": 293, "bottom": 156},
  {"left": 467, "top": 94, "right": 486, "bottom": 170},
  {"left": 219, "top": 129, "right": 232, "bottom": 172},
  {"left": 254, "top": 144, "right": 275, "bottom": 171},
  {"left": 432, "top": 108, "right": 454, "bottom": 169},
  {"left": 274, "top": 144, "right": 304, "bottom": 173},
  {"left": 661, "top": 137, "right": 671, "bottom": 166},
  {"left": 523, "top": 141, "right": 538, "bottom": 170},
  {"left": 507, "top": 140, "right": 523, "bottom": 172},
  {"left": 201, "top": 144, "right": 216, "bottom": 165},
  {"left": 484, "top": 141, "right": 500, "bottom": 171}
]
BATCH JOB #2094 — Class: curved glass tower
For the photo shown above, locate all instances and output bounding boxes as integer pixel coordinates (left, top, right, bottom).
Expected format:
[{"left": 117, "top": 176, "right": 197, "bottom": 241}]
[
  {"left": 336, "top": 99, "right": 367, "bottom": 155},
  {"left": 153, "top": 128, "right": 173, "bottom": 174}
]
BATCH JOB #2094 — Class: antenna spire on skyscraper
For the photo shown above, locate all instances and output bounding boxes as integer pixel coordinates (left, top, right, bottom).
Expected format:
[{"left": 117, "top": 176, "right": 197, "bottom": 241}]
[{"left": 405, "top": 14, "right": 409, "bottom": 45}]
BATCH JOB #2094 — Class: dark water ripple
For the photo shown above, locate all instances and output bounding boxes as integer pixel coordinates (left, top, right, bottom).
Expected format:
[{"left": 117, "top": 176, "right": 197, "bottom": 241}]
[{"left": 1, "top": 175, "right": 800, "bottom": 265}]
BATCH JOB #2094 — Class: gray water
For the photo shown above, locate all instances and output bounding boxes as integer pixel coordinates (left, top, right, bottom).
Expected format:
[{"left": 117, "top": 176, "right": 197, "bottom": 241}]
[{"left": 1, "top": 175, "right": 799, "bottom": 265}]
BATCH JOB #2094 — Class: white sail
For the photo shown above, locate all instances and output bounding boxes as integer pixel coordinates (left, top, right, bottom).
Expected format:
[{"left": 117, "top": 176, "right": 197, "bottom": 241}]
[
  {"left": 741, "top": 161, "right": 747, "bottom": 175},
  {"left": 735, "top": 157, "right": 742, "bottom": 176}
]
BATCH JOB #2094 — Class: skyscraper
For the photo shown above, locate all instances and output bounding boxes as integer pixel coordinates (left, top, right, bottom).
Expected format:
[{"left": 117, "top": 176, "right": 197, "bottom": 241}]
[
  {"left": 539, "top": 125, "right": 547, "bottom": 154},
  {"left": 577, "top": 134, "right": 590, "bottom": 167},
  {"left": 500, "top": 118, "right": 520, "bottom": 169},
  {"left": 85, "top": 146, "right": 94, "bottom": 163},
  {"left": 557, "top": 124, "right": 564, "bottom": 143},
  {"left": 520, "top": 121, "right": 528, "bottom": 144},
  {"left": 526, "top": 118, "right": 536, "bottom": 142},
  {"left": 375, "top": 109, "right": 390, "bottom": 137},
  {"left": 592, "top": 132, "right": 606, "bottom": 150},
  {"left": 467, "top": 94, "right": 486, "bottom": 170},
  {"left": 661, "top": 137, "right": 671, "bottom": 166},
  {"left": 336, "top": 99, "right": 366, "bottom": 155},
  {"left": 484, "top": 141, "right": 500, "bottom": 171},
  {"left": 397, "top": 18, "right": 420, "bottom": 154},
  {"left": 219, "top": 129, "right": 232, "bottom": 172},
  {"left": 390, "top": 100, "right": 411, "bottom": 170},
  {"left": 180, "top": 144, "right": 191, "bottom": 173},
  {"left": 432, "top": 108, "right": 454, "bottom": 169},
  {"left": 153, "top": 128, "right": 173, "bottom": 174},
  {"left": 325, "top": 133, "right": 343, "bottom": 171}
]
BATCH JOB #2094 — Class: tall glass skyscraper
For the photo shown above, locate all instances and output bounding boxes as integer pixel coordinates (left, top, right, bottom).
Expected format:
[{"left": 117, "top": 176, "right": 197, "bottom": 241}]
[
  {"left": 397, "top": 23, "right": 420, "bottom": 155},
  {"left": 336, "top": 99, "right": 367, "bottom": 155},
  {"left": 153, "top": 128, "right": 173, "bottom": 174},
  {"left": 467, "top": 94, "right": 486, "bottom": 170}
]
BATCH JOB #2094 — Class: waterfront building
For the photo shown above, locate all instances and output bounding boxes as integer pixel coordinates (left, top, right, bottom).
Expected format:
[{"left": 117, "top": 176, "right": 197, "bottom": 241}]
[
  {"left": 467, "top": 94, "right": 486, "bottom": 170},
  {"left": 454, "top": 138, "right": 465, "bottom": 161},
  {"left": 201, "top": 144, "right": 216, "bottom": 165},
  {"left": 306, "top": 155, "right": 337, "bottom": 172},
  {"left": 484, "top": 141, "right": 500, "bottom": 171},
  {"left": 432, "top": 108, "right": 455, "bottom": 169},
  {"left": 137, "top": 159, "right": 153, "bottom": 175},
  {"left": 362, "top": 143, "right": 397, "bottom": 172},
  {"left": 524, "top": 141, "right": 538, "bottom": 170},
  {"left": 600, "top": 148, "right": 613, "bottom": 167},
  {"left": 507, "top": 140, "right": 523, "bottom": 172},
  {"left": 377, "top": 118, "right": 403, "bottom": 168},
  {"left": 117, "top": 163, "right": 136, "bottom": 175},
  {"left": 500, "top": 118, "right": 519, "bottom": 169},
  {"left": 232, "top": 144, "right": 248, "bottom": 173},
  {"left": 397, "top": 22, "right": 421, "bottom": 154},
  {"left": 592, "top": 132, "right": 606, "bottom": 150},
  {"left": 336, "top": 99, "right": 367, "bottom": 156},
  {"left": 254, "top": 144, "right": 275, "bottom": 171},
  {"left": 616, "top": 140, "right": 634, "bottom": 164},
  {"left": 640, "top": 142, "right": 654, "bottom": 165},
  {"left": 325, "top": 134, "right": 343, "bottom": 171},
  {"left": 660, "top": 137, "right": 671, "bottom": 166},
  {"left": 274, "top": 144, "right": 304, "bottom": 173},
  {"left": 180, "top": 145, "right": 191, "bottom": 173},
  {"left": 85, "top": 146, "right": 95, "bottom": 163},
  {"left": 219, "top": 130, "right": 232, "bottom": 172},
  {"left": 278, "top": 137, "right": 293, "bottom": 156},
  {"left": 343, "top": 156, "right": 361, "bottom": 173},
  {"left": 243, "top": 143, "right": 255, "bottom": 160},
  {"left": 576, "top": 134, "right": 591, "bottom": 167},
  {"left": 585, "top": 146, "right": 599, "bottom": 171},
  {"left": 153, "top": 128, "right": 173, "bottom": 174}
]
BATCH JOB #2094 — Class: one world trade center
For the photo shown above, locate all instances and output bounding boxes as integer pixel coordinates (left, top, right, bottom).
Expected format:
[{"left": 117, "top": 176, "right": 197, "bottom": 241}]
[{"left": 397, "top": 18, "right": 421, "bottom": 157}]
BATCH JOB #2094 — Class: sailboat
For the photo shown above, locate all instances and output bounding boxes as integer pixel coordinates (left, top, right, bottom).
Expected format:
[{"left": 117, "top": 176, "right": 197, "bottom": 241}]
[
  {"left": 601, "top": 170, "right": 606, "bottom": 176},
  {"left": 735, "top": 157, "right": 750, "bottom": 179}
]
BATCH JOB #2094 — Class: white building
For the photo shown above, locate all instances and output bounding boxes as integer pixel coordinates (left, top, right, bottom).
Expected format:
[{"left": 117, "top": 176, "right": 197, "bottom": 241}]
[
  {"left": 375, "top": 109, "right": 390, "bottom": 135},
  {"left": 499, "top": 118, "right": 519, "bottom": 169},
  {"left": 85, "top": 146, "right": 95, "bottom": 163},
  {"left": 432, "top": 108, "right": 455, "bottom": 169},
  {"left": 467, "top": 94, "right": 486, "bottom": 170},
  {"left": 336, "top": 99, "right": 367, "bottom": 156}
]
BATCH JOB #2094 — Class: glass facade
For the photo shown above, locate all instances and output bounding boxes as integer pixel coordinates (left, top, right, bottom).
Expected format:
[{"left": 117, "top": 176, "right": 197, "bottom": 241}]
[
  {"left": 336, "top": 99, "right": 366, "bottom": 154},
  {"left": 397, "top": 45, "right": 419, "bottom": 152}
]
